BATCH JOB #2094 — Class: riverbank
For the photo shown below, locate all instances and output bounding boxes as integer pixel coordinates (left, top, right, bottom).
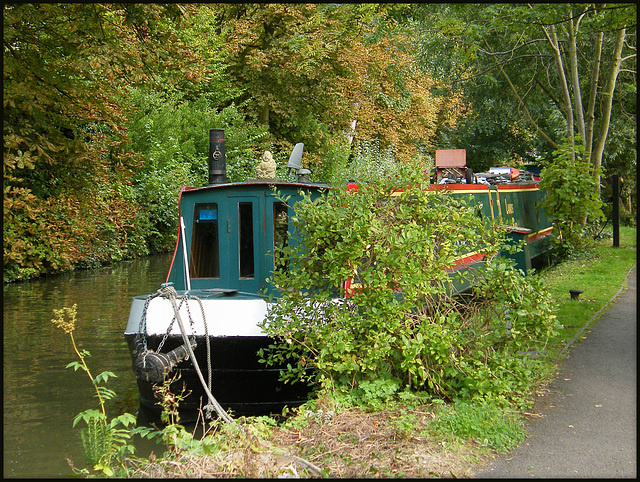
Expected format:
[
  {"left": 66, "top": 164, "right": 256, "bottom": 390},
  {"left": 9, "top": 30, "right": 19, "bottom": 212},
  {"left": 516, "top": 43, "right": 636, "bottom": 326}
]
[{"left": 76, "top": 227, "right": 637, "bottom": 478}]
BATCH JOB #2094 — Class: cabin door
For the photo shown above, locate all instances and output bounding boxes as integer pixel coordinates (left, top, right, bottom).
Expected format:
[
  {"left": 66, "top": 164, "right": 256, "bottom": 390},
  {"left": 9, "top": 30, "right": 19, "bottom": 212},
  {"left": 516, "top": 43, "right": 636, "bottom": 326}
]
[{"left": 227, "top": 195, "right": 263, "bottom": 293}]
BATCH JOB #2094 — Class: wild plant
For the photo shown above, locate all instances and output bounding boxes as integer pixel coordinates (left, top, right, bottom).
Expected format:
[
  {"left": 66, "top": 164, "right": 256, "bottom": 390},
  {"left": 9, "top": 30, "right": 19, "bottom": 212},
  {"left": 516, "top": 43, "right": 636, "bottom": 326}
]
[
  {"left": 151, "top": 373, "right": 200, "bottom": 453},
  {"left": 430, "top": 399, "right": 526, "bottom": 453},
  {"left": 51, "top": 304, "right": 140, "bottom": 476},
  {"left": 540, "top": 135, "right": 604, "bottom": 261}
]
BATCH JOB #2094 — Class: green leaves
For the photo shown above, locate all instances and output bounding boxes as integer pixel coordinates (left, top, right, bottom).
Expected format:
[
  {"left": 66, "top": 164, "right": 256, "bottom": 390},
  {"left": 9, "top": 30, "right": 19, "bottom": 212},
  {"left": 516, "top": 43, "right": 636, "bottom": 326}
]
[
  {"left": 73, "top": 409, "right": 106, "bottom": 428},
  {"left": 261, "top": 163, "right": 556, "bottom": 408},
  {"left": 93, "top": 371, "right": 117, "bottom": 385},
  {"left": 73, "top": 408, "right": 140, "bottom": 473},
  {"left": 540, "top": 136, "right": 605, "bottom": 258},
  {"left": 430, "top": 400, "right": 526, "bottom": 453},
  {"left": 65, "top": 361, "right": 87, "bottom": 372}
]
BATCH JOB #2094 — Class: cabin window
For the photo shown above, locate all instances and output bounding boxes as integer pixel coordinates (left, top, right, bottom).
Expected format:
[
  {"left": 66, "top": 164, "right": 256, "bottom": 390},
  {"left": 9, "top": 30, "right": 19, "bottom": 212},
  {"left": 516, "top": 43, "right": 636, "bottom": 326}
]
[
  {"left": 190, "top": 203, "right": 220, "bottom": 278},
  {"left": 273, "top": 202, "right": 289, "bottom": 271},
  {"left": 239, "top": 202, "right": 255, "bottom": 278}
]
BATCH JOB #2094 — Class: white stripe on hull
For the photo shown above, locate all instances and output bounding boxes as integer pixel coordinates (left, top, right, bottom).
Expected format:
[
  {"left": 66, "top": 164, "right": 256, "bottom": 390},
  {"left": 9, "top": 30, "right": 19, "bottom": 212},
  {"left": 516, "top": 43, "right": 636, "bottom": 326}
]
[{"left": 125, "top": 296, "right": 270, "bottom": 337}]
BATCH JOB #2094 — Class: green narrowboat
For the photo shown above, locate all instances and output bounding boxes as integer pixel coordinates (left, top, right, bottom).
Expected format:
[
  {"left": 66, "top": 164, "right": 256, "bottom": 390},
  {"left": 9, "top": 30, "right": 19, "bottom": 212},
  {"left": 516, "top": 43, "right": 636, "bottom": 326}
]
[{"left": 124, "top": 135, "right": 553, "bottom": 423}]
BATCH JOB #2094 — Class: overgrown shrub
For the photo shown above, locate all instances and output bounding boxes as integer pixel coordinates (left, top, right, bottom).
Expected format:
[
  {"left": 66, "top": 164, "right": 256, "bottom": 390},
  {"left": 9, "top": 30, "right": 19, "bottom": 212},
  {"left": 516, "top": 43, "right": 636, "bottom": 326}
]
[
  {"left": 540, "top": 136, "right": 604, "bottom": 261},
  {"left": 260, "top": 165, "right": 559, "bottom": 407},
  {"left": 4, "top": 177, "right": 148, "bottom": 282}
]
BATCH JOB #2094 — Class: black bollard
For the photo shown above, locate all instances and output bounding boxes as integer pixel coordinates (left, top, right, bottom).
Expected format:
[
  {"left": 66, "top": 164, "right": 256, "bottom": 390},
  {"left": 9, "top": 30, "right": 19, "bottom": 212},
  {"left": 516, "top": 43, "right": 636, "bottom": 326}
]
[
  {"left": 612, "top": 174, "right": 620, "bottom": 248},
  {"left": 569, "top": 289, "right": 583, "bottom": 301}
]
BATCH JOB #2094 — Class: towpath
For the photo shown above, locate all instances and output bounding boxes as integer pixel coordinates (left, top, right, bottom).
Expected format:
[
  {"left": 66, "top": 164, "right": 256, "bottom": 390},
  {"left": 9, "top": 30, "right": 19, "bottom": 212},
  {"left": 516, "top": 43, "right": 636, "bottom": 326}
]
[{"left": 473, "top": 266, "right": 636, "bottom": 478}]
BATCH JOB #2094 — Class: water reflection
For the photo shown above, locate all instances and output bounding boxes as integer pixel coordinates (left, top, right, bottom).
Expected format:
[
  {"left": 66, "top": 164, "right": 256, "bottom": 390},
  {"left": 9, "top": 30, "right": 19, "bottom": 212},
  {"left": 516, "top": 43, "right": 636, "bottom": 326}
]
[{"left": 3, "top": 254, "right": 172, "bottom": 478}]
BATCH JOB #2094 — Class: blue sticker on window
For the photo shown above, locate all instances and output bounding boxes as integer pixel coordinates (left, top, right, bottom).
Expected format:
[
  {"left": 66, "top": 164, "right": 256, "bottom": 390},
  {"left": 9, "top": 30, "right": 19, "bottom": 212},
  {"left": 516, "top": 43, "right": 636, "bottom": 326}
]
[{"left": 199, "top": 208, "right": 217, "bottom": 221}]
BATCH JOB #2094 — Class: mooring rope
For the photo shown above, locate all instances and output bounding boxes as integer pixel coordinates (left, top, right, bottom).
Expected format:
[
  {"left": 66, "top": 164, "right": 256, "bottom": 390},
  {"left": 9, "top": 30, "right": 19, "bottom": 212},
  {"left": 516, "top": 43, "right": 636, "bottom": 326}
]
[
  {"left": 157, "top": 284, "right": 235, "bottom": 425},
  {"left": 189, "top": 295, "right": 214, "bottom": 417}
]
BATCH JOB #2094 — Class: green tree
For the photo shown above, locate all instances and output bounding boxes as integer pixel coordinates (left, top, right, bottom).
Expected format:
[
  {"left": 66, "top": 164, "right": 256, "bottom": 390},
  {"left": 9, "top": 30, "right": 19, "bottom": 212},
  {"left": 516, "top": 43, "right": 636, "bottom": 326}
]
[
  {"left": 123, "top": 6, "right": 273, "bottom": 253},
  {"left": 3, "top": 4, "right": 202, "bottom": 280},
  {"left": 207, "top": 4, "right": 362, "bottom": 151},
  {"left": 415, "top": 4, "right": 635, "bottom": 178},
  {"left": 540, "top": 136, "right": 604, "bottom": 256},
  {"left": 406, "top": 4, "right": 541, "bottom": 170},
  {"left": 127, "top": 89, "right": 271, "bottom": 252},
  {"left": 490, "top": 5, "right": 634, "bottom": 185}
]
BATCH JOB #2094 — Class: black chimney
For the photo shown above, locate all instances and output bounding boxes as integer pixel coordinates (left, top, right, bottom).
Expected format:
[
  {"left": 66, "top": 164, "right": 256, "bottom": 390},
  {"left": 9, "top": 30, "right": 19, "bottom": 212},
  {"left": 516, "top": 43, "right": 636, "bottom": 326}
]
[{"left": 208, "top": 129, "right": 226, "bottom": 184}]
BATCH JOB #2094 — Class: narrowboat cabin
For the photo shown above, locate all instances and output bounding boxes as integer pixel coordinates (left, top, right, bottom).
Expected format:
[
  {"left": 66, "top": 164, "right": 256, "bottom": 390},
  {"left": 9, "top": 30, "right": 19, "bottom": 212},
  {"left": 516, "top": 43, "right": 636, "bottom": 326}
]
[{"left": 432, "top": 148, "right": 553, "bottom": 274}]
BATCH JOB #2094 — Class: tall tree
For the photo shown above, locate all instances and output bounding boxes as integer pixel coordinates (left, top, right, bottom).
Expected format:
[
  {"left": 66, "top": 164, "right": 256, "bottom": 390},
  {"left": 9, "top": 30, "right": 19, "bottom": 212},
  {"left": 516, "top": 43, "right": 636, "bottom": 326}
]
[
  {"left": 3, "top": 4, "right": 202, "bottom": 280},
  {"left": 207, "top": 4, "right": 465, "bottom": 170},
  {"left": 408, "top": 4, "right": 543, "bottom": 170},
  {"left": 410, "top": 3, "right": 636, "bottom": 184}
]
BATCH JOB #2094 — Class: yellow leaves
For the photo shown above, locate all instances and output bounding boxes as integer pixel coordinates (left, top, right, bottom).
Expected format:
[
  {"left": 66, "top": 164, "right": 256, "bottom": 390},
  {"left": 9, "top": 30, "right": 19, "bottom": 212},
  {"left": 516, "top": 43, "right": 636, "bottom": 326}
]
[
  {"left": 4, "top": 146, "right": 36, "bottom": 172},
  {"left": 331, "top": 35, "right": 463, "bottom": 162},
  {"left": 51, "top": 304, "right": 78, "bottom": 334}
]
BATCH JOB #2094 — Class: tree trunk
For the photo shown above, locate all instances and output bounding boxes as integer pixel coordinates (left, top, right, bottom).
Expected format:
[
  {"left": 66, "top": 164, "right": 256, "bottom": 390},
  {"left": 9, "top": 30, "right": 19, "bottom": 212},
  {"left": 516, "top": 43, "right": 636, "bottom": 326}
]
[
  {"left": 584, "top": 30, "right": 604, "bottom": 167},
  {"left": 544, "top": 24, "right": 574, "bottom": 151},
  {"left": 591, "top": 28, "right": 626, "bottom": 196},
  {"left": 568, "top": 11, "right": 586, "bottom": 144}
]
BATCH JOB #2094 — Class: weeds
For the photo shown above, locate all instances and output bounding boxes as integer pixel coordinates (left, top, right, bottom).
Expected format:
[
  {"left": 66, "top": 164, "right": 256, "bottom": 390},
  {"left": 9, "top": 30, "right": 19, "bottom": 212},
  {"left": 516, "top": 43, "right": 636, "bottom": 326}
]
[
  {"left": 51, "top": 304, "right": 139, "bottom": 476},
  {"left": 52, "top": 309, "right": 324, "bottom": 478},
  {"left": 430, "top": 400, "right": 525, "bottom": 453}
]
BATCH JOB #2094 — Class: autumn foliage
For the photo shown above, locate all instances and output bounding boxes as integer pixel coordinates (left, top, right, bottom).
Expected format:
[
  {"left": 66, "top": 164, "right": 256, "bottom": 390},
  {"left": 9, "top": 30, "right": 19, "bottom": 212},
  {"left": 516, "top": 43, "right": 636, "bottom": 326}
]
[
  {"left": 10, "top": 5, "right": 631, "bottom": 281},
  {"left": 3, "top": 4, "right": 205, "bottom": 281},
  {"left": 3, "top": 4, "right": 469, "bottom": 282}
]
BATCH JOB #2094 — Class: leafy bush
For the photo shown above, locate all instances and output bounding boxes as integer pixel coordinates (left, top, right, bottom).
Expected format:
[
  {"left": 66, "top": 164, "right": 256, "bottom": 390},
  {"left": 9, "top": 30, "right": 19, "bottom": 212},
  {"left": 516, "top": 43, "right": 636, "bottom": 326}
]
[
  {"left": 540, "top": 136, "right": 604, "bottom": 260},
  {"left": 127, "top": 89, "right": 270, "bottom": 252},
  {"left": 325, "top": 139, "right": 433, "bottom": 186},
  {"left": 260, "top": 165, "right": 559, "bottom": 407},
  {"left": 4, "top": 177, "right": 148, "bottom": 281}
]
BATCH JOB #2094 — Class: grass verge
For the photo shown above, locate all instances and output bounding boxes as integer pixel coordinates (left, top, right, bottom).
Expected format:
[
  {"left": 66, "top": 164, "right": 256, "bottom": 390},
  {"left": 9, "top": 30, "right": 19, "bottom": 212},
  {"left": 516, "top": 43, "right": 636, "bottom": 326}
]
[{"left": 538, "top": 226, "right": 636, "bottom": 362}]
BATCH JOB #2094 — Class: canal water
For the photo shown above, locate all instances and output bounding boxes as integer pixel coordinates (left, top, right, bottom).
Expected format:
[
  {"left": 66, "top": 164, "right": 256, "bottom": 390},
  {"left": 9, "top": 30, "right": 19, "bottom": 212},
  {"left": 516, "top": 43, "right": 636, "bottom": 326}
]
[{"left": 3, "top": 253, "right": 173, "bottom": 478}]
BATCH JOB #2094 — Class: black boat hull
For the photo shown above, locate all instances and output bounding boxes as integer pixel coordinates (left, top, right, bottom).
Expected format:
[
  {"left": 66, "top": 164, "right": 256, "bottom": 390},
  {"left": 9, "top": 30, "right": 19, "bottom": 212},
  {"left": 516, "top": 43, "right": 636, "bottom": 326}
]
[{"left": 125, "top": 333, "right": 313, "bottom": 423}]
